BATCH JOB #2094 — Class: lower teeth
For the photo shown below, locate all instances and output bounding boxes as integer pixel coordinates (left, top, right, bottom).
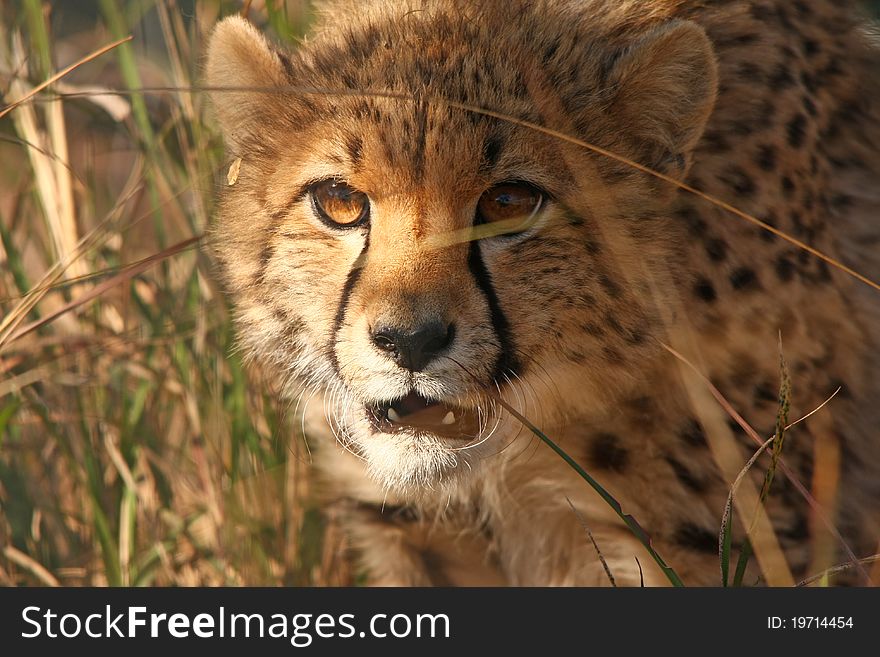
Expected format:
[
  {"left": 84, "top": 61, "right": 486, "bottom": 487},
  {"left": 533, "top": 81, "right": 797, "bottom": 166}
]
[{"left": 382, "top": 405, "right": 457, "bottom": 427}]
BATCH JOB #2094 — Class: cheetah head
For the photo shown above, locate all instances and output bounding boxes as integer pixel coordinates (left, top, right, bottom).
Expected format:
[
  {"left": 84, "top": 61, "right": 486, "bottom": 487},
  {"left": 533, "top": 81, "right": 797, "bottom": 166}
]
[{"left": 205, "top": 2, "right": 718, "bottom": 491}]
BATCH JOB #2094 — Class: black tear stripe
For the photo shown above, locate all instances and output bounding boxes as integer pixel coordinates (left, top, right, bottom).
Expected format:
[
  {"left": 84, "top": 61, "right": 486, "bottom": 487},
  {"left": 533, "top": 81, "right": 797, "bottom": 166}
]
[
  {"left": 328, "top": 234, "right": 370, "bottom": 375},
  {"left": 467, "top": 240, "right": 520, "bottom": 381}
]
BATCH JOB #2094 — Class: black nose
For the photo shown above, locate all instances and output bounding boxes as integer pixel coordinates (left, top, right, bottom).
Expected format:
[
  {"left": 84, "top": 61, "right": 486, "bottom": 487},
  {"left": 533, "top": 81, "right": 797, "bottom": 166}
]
[{"left": 371, "top": 321, "right": 454, "bottom": 372}]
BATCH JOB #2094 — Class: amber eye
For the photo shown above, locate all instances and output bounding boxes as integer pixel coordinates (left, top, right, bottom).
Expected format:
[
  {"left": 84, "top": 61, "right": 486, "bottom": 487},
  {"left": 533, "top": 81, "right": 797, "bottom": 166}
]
[
  {"left": 476, "top": 182, "right": 543, "bottom": 233},
  {"left": 309, "top": 179, "right": 370, "bottom": 227}
]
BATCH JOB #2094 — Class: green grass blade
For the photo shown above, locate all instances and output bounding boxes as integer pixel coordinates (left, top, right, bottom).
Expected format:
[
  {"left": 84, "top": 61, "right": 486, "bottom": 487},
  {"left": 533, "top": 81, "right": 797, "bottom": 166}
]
[
  {"left": 720, "top": 496, "right": 732, "bottom": 587},
  {"left": 22, "top": 0, "right": 52, "bottom": 77},
  {"left": 0, "top": 398, "right": 21, "bottom": 449},
  {"left": 733, "top": 539, "right": 753, "bottom": 587},
  {"left": 0, "top": 213, "right": 35, "bottom": 300},
  {"left": 492, "top": 394, "right": 684, "bottom": 586},
  {"left": 97, "top": 0, "right": 156, "bottom": 153}
]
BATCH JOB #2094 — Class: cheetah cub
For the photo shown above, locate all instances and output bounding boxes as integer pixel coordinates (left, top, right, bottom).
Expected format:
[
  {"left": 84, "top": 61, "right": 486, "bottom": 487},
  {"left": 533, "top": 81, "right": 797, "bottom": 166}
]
[{"left": 206, "top": 0, "right": 880, "bottom": 585}]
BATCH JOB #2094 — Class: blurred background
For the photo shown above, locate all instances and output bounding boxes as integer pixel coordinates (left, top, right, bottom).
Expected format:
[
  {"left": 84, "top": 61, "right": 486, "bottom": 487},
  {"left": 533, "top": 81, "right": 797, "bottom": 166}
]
[
  {"left": 0, "top": 0, "right": 351, "bottom": 587},
  {"left": 1, "top": 1, "right": 879, "bottom": 587}
]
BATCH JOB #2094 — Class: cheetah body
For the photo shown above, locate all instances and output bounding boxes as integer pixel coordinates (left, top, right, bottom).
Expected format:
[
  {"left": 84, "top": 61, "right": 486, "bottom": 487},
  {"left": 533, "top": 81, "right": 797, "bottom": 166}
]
[{"left": 207, "top": 0, "right": 880, "bottom": 585}]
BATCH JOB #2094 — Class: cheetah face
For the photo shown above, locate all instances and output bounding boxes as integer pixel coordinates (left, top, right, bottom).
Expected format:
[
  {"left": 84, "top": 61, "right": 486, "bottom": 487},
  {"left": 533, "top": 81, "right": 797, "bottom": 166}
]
[
  {"left": 206, "top": 11, "right": 717, "bottom": 490},
  {"left": 282, "top": 172, "right": 553, "bottom": 489}
]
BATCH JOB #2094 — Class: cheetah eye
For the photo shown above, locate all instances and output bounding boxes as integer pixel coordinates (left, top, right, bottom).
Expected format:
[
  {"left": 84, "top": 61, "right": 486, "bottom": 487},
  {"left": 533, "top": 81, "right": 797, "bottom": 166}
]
[
  {"left": 476, "top": 182, "right": 544, "bottom": 234},
  {"left": 309, "top": 179, "right": 370, "bottom": 228}
]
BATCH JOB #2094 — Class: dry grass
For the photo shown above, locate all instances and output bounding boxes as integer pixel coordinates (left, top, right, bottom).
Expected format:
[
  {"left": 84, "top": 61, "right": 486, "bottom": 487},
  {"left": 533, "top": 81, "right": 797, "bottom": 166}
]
[{"left": 0, "top": 0, "right": 348, "bottom": 587}]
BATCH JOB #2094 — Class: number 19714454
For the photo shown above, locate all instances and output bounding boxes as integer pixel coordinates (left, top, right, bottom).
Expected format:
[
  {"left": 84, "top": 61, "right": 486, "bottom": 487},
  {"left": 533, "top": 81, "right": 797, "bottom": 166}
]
[{"left": 768, "top": 617, "right": 854, "bottom": 629}]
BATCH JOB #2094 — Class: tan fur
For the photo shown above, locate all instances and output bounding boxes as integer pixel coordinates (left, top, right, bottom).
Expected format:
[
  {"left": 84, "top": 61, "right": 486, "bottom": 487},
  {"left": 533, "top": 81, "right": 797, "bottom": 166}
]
[{"left": 206, "top": 0, "right": 880, "bottom": 586}]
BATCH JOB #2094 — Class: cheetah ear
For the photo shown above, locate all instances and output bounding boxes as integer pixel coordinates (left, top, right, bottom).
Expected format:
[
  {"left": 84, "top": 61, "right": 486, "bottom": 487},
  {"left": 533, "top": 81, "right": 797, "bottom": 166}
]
[
  {"left": 205, "top": 16, "right": 293, "bottom": 152},
  {"left": 606, "top": 20, "right": 718, "bottom": 171}
]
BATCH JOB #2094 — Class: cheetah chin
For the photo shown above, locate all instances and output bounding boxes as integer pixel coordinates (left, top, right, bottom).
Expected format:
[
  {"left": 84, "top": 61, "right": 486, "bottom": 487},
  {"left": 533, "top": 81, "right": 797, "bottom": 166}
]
[{"left": 342, "top": 388, "right": 504, "bottom": 489}]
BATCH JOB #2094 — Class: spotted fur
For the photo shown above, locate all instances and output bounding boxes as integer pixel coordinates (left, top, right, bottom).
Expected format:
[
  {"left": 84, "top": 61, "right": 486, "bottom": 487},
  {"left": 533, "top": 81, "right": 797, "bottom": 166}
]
[{"left": 206, "top": 0, "right": 880, "bottom": 585}]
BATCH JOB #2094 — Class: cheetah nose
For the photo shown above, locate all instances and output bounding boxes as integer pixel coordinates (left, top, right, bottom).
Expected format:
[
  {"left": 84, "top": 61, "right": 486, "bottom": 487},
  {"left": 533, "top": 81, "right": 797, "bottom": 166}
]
[{"left": 371, "top": 321, "right": 455, "bottom": 372}]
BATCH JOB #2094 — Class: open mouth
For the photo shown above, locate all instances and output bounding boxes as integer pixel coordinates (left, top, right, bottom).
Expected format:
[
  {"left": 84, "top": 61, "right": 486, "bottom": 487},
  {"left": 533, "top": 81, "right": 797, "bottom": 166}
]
[{"left": 367, "top": 392, "right": 480, "bottom": 440}]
